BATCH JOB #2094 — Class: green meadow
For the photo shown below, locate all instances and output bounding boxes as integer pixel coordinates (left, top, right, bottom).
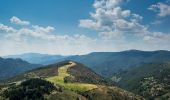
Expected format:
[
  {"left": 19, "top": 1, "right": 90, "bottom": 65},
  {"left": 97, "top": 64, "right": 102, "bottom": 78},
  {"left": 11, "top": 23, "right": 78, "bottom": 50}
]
[{"left": 46, "top": 62, "right": 97, "bottom": 92}]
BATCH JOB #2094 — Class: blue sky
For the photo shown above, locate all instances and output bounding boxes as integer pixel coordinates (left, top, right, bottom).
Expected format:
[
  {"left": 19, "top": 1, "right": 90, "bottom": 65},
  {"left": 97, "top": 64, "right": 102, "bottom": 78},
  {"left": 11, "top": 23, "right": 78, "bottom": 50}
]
[
  {"left": 0, "top": 0, "right": 94, "bottom": 35},
  {"left": 0, "top": 0, "right": 170, "bottom": 56}
]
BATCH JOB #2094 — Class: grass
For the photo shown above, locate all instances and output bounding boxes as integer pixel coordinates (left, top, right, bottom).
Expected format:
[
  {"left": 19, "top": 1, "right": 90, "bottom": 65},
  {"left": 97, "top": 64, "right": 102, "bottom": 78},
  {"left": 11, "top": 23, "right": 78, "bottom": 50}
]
[{"left": 46, "top": 62, "right": 97, "bottom": 92}]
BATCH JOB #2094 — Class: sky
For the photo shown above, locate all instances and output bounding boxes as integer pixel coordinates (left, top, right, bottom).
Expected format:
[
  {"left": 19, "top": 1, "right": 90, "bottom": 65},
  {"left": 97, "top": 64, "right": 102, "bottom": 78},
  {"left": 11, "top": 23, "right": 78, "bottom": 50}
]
[{"left": 0, "top": 0, "right": 170, "bottom": 56}]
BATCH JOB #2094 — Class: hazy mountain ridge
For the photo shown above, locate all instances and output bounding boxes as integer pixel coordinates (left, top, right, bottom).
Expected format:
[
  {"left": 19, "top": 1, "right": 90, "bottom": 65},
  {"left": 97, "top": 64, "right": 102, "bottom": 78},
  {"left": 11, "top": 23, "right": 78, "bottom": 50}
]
[
  {"left": 66, "top": 50, "right": 170, "bottom": 77},
  {"left": 4, "top": 53, "right": 66, "bottom": 65},
  {"left": 0, "top": 57, "right": 41, "bottom": 80}
]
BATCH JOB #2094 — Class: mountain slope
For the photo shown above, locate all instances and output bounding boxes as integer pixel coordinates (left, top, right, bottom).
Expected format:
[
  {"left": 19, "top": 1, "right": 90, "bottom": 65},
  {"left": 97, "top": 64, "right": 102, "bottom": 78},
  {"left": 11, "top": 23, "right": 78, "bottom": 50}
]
[
  {"left": 5, "top": 50, "right": 170, "bottom": 78},
  {"left": 7, "top": 61, "right": 112, "bottom": 86},
  {"left": 4, "top": 53, "right": 65, "bottom": 65},
  {"left": 115, "top": 62, "right": 170, "bottom": 99},
  {"left": 0, "top": 57, "right": 41, "bottom": 80},
  {"left": 66, "top": 50, "right": 170, "bottom": 77},
  {"left": 0, "top": 78, "right": 86, "bottom": 100},
  {"left": 1, "top": 61, "right": 143, "bottom": 100}
]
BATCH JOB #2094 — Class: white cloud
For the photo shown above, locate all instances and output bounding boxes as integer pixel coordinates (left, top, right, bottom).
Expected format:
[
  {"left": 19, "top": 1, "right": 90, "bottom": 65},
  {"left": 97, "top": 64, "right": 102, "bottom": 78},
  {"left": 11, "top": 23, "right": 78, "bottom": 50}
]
[
  {"left": 148, "top": 2, "right": 170, "bottom": 17},
  {"left": 5, "top": 25, "right": 57, "bottom": 41},
  {"left": 79, "top": 0, "right": 170, "bottom": 41},
  {"left": 144, "top": 32, "right": 170, "bottom": 42},
  {"left": 99, "top": 30, "right": 123, "bottom": 39},
  {"left": 143, "top": 35, "right": 154, "bottom": 41},
  {"left": 93, "top": 0, "right": 122, "bottom": 9},
  {"left": 79, "top": 0, "right": 170, "bottom": 51},
  {"left": 0, "top": 16, "right": 100, "bottom": 56},
  {"left": 79, "top": 0, "right": 146, "bottom": 39},
  {"left": 32, "top": 25, "right": 55, "bottom": 33},
  {"left": 1, "top": 16, "right": 96, "bottom": 43},
  {"left": 151, "top": 20, "right": 162, "bottom": 25},
  {"left": 0, "top": 23, "right": 17, "bottom": 32},
  {"left": 10, "top": 16, "right": 30, "bottom": 25},
  {"left": 79, "top": 19, "right": 100, "bottom": 30}
]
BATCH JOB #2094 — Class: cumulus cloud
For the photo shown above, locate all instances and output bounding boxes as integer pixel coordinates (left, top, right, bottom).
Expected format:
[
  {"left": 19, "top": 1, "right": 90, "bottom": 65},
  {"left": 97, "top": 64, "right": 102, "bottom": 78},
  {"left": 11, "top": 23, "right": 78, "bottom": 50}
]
[
  {"left": 78, "top": 0, "right": 170, "bottom": 51},
  {"left": 0, "top": 16, "right": 97, "bottom": 43},
  {"left": 0, "top": 16, "right": 100, "bottom": 55},
  {"left": 1, "top": 17, "right": 71, "bottom": 42},
  {"left": 32, "top": 25, "right": 55, "bottom": 33},
  {"left": 144, "top": 32, "right": 170, "bottom": 42},
  {"left": 79, "top": 0, "right": 147, "bottom": 39},
  {"left": 0, "top": 23, "right": 17, "bottom": 32},
  {"left": 4, "top": 25, "right": 57, "bottom": 41},
  {"left": 79, "top": 0, "right": 170, "bottom": 40},
  {"left": 148, "top": 2, "right": 170, "bottom": 17},
  {"left": 10, "top": 16, "right": 30, "bottom": 25}
]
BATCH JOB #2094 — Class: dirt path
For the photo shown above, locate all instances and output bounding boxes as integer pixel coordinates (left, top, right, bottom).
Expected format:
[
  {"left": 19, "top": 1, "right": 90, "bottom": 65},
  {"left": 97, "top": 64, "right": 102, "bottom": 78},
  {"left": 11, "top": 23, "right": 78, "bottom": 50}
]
[{"left": 46, "top": 61, "right": 97, "bottom": 92}]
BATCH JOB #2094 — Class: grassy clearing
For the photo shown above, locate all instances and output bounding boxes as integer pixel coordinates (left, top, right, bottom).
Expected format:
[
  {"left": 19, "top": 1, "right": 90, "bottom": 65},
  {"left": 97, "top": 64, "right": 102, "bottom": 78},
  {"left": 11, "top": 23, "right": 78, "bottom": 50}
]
[{"left": 46, "top": 62, "right": 97, "bottom": 92}]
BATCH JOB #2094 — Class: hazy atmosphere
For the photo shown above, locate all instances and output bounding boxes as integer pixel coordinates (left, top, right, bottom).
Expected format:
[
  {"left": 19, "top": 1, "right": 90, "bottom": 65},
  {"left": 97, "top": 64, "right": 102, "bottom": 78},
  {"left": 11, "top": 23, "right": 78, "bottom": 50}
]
[
  {"left": 0, "top": 0, "right": 170, "bottom": 100},
  {"left": 0, "top": 0, "right": 170, "bottom": 56}
]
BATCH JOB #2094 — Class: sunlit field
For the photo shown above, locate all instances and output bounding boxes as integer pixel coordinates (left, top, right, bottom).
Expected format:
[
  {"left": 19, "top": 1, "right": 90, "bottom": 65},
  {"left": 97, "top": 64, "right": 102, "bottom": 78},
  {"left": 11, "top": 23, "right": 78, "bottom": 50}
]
[{"left": 46, "top": 62, "right": 97, "bottom": 92}]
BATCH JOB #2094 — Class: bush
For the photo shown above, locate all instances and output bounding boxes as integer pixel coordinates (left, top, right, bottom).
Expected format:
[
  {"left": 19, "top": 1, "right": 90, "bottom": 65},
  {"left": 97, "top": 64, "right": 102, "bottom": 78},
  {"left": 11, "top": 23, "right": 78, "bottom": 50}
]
[{"left": 3, "top": 78, "right": 56, "bottom": 100}]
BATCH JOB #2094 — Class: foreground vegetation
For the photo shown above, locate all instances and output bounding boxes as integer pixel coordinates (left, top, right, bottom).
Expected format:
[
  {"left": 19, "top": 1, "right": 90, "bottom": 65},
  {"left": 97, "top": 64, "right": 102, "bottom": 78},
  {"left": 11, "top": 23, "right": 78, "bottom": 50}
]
[
  {"left": 0, "top": 78, "right": 86, "bottom": 100},
  {"left": 1, "top": 79, "right": 56, "bottom": 100}
]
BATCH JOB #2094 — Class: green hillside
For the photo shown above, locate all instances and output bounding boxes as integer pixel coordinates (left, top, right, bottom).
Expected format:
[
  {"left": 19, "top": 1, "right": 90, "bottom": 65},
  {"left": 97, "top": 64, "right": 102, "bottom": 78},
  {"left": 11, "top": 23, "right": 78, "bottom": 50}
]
[
  {"left": 0, "top": 61, "right": 143, "bottom": 100},
  {"left": 0, "top": 57, "right": 41, "bottom": 80},
  {"left": 0, "top": 78, "right": 86, "bottom": 100},
  {"left": 114, "top": 63, "right": 170, "bottom": 99},
  {"left": 65, "top": 50, "right": 170, "bottom": 77},
  {"left": 46, "top": 61, "right": 98, "bottom": 92}
]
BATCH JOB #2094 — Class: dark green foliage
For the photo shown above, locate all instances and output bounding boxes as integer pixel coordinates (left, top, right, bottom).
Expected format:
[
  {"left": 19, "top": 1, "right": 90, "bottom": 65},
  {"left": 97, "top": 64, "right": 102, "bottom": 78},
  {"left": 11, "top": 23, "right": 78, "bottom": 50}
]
[
  {"left": 47, "top": 90, "right": 86, "bottom": 100},
  {"left": 117, "top": 63, "right": 170, "bottom": 99},
  {"left": 3, "top": 78, "right": 56, "bottom": 100}
]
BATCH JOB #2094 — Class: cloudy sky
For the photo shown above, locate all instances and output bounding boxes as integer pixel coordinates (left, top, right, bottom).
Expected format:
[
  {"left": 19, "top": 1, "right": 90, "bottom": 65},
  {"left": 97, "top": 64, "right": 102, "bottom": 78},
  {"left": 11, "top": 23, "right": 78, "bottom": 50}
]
[{"left": 0, "top": 0, "right": 170, "bottom": 56}]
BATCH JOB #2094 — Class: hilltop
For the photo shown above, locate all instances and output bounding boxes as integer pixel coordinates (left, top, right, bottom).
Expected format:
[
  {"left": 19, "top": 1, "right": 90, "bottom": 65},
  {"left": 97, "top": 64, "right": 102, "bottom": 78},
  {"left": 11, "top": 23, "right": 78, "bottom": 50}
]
[{"left": 6, "top": 61, "right": 111, "bottom": 85}]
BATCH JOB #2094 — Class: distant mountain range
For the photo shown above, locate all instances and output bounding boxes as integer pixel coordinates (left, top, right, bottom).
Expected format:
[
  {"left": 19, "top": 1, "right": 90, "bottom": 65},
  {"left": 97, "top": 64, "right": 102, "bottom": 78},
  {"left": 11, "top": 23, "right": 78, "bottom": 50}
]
[
  {"left": 4, "top": 53, "right": 65, "bottom": 65},
  {"left": 66, "top": 50, "right": 170, "bottom": 77},
  {"left": 0, "top": 57, "right": 41, "bottom": 80},
  {"left": 4, "top": 50, "right": 170, "bottom": 77}
]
